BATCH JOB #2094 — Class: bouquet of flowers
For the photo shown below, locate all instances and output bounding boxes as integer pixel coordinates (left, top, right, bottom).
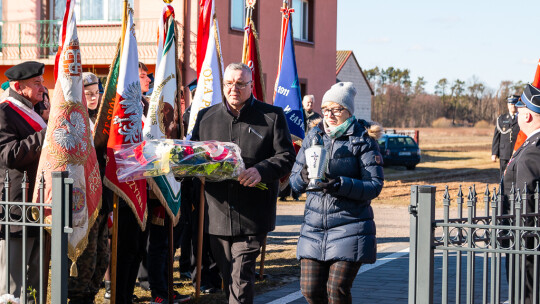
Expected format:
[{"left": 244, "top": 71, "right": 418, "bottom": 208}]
[
  {"left": 0, "top": 294, "right": 20, "bottom": 304},
  {"left": 114, "top": 140, "right": 263, "bottom": 186}
]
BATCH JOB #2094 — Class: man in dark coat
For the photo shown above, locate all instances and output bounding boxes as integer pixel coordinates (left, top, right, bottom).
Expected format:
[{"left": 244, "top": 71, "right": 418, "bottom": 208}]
[
  {"left": 302, "top": 94, "right": 321, "bottom": 133},
  {"left": 0, "top": 61, "right": 48, "bottom": 299},
  {"left": 492, "top": 95, "right": 520, "bottom": 177},
  {"left": 191, "top": 63, "right": 295, "bottom": 303},
  {"left": 502, "top": 84, "right": 540, "bottom": 304}
]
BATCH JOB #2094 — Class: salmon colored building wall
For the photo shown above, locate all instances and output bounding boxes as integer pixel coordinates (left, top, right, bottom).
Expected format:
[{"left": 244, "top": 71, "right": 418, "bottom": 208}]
[{"left": 0, "top": 0, "right": 337, "bottom": 112}]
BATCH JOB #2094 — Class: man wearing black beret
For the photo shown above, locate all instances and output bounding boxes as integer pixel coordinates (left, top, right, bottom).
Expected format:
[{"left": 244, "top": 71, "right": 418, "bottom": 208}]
[
  {"left": 0, "top": 61, "right": 48, "bottom": 301},
  {"left": 502, "top": 83, "right": 540, "bottom": 304}
]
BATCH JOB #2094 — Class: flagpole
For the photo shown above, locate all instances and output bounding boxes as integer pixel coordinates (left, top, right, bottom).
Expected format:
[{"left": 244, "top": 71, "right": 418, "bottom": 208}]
[
  {"left": 241, "top": 1, "right": 255, "bottom": 63},
  {"left": 110, "top": 2, "right": 128, "bottom": 304},
  {"left": 195, "top": 177, "right": 205, "bottom": 298}
]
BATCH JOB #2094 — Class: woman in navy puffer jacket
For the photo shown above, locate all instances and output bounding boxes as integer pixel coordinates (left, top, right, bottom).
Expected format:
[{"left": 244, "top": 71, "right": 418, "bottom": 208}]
[{"left": 290, "top": 82, "right": 384, "bottom": 304}]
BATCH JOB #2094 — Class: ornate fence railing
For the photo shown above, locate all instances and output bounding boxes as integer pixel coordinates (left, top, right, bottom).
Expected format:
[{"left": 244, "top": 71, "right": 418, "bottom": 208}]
[
  {"left": 409, "top": 183, "right": 540, "bottom": 304},
  {"left": 0, "top": 171, "right": 72, "bottom": 304}
]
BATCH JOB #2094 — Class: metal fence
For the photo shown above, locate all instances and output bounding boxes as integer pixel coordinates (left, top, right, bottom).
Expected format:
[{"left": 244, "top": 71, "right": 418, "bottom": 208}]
[
  {"left": 0, "top": 171, "right": 72, "bottom": 304},
  {"left": 409, "top": 183, "right": 540, "bottom": 304}
]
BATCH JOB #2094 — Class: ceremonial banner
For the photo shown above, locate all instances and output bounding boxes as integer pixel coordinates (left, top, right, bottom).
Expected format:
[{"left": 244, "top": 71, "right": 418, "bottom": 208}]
[
  {"left": 93, "top": 42, "right": 121, "bottom": 152},
  {"left": 243, "top": 20, "right": 265, "bottom": 102},
  {"left": 197, "top": 0, "right": 213, "bottom": 79},
  {"left": 186, "top": 0, "right": 223, "bottom": 138},
  {"left": 34, "top": 0, "right": 102, "bottom": 270},
  {"left": 273, "top": 9, "right": 305, "bottom": 139},
  {"left": 142, "top": 4, "right": 182, "bottom": 224},
  {"left": 104, "top": 7, "right": 147, "bottom": 229}
]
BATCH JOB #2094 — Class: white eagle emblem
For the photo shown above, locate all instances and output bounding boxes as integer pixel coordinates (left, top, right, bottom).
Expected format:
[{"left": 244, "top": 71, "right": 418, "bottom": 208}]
[
  {"left": 53, "top": 111, "right": 87, "bottom": 151},
  {"left": 113, "top": 81, "right": 143, "bottom": 143}
]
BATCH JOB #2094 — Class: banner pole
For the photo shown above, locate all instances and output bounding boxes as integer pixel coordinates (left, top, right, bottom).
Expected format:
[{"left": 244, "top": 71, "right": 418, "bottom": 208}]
[
  {"left": 168, "top": 217, "right": 174, "bottom": 303},
  {"left": 241, "top": 6, "right": 252, "bottom": 63},
  {"left": 110, "top": 194, "right": 119, "bottom": 304},
  {"left": 195, "top": 177, "right": 205, "bottom": 298},
  {"left": 110, "top": 2, "right": 127, "bottom": 303}
]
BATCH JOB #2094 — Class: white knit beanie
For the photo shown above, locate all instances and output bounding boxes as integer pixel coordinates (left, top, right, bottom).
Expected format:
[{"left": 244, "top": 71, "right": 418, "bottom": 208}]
[{"left": 321, "top": 82, "right": 356, "bottom": 113}]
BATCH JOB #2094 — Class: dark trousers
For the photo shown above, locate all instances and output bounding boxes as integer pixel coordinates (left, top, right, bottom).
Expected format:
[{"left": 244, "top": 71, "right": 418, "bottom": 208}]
[
  {"left": 209, "top": 234, "right": 265, "bottom": 304},
  {"left": 115, "top": 205, "right": 148, "bottom": 304},
  {"left": 500, "top": 159, "right": 509, "bottom": 178},
  {"left": 68, "top": 214, "right": 109, "bottom": 304},
  {"left": 300, "top": 258, "right": 362, "bottom": 304}
]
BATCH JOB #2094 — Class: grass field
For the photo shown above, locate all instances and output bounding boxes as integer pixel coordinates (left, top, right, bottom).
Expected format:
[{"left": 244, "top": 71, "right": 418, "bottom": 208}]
[{"left": 91, "top": 127, "right": 499, "bottom": 304}]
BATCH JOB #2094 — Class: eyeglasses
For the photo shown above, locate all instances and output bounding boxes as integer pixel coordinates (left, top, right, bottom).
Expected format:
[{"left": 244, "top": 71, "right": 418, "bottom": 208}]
[
  {"left": 321, "top": 107, "right": 345, "bottom": 116},
  {"left": 223, "top": 81, "right": 252, "bottom": 90}
]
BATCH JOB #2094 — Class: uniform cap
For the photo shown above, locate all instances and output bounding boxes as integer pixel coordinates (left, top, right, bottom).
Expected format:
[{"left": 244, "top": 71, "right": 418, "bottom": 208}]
[
  {"left": 507, "top": 95, "right": 519, "bottom": 104},
  {"left": 516, "top": 84, "right": 540, "bottom": 114}
]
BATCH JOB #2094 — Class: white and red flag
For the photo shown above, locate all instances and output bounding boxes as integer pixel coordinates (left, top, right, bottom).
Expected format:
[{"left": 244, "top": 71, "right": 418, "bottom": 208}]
[
  {"left": 142, "top": 3, "right": 182, "bottom": 223},
  {"left": 34, "top": 0, "right": 102, "bottom": 271},
  {"left": 186, "top": 0, "right": 223, "bottom": 137},
  {"left": 103, "top": 7, "right": 147, "bottom": 229}
]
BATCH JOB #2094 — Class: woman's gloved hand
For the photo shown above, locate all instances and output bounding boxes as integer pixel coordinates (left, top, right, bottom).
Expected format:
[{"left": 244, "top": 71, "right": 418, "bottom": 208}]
[
  {"left": 316, "top": 178, "right": 341, "bottom": 194},
  {"left": 300, "top": 165, "right": 309, "bottom": 183}
]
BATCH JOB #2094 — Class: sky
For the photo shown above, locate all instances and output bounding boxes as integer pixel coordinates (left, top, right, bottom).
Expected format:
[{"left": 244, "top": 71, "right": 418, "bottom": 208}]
[{"left": 337, "top": 0, "right": 540, "bottom": 93}]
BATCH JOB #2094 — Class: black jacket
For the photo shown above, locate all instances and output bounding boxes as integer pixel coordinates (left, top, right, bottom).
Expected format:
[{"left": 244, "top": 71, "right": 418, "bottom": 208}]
[
  {"left": 502, "top": 131, "right": 540, "bottom": 219},
  {"left": 492, "top": 113, "right": 520, "bottom": 160},
  {"left": 0, "top": 89, "right": 47, "bottom": 237},
  {"left": 191, "top": 96, "right": 296, "bottom": 236}
]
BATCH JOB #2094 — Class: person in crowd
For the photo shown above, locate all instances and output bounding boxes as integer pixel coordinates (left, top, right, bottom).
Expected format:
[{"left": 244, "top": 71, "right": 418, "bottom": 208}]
[
  {"left": 492, "top": 95, "right": 520, "bottom": 177},
  {"left": 0, "top": 61, "right": 48, "bottom": 301},
  {"left": 502, "top": 84, "right": 540, "bottom": 304},
  {"left": 302, "top": 94, "right": 322, "bottom": 133},
  {"left": 34, "top": 89, "right": 50, "bottom": 123},
  {"left": 114, "top": 62, "right": 152, "bottom": 304},
  {"left": 66, "top": 71, "right": 111, "bottom": 304},
  {"left": 290, "top": 82, "right": 384, "bottom": 304},
  {"left": 82, "top": 72, "right": 101, "bottom": 130},
  {"left": 191, "top": 63, "right": 296, "bottom": 303},
  {"left": 137, "top": 62, "right": 190, "bottom": 304}
]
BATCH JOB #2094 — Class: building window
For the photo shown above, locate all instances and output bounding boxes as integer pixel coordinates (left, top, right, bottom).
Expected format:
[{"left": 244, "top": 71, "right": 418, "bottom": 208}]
[
  {"left": 230, "top": 0, "right": 246, "bottom": 31},
  {"left": 230, "top": 0, "right": 259, "bottom": 32},
  {"left": 292, "top": 0, "right": 311, "bottom": 42},
  {"left": 54, "top": 0, "right": 133, "bottom": 23}
]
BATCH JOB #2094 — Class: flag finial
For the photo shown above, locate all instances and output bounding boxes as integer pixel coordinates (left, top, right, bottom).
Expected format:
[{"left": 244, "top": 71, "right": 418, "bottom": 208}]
[{"left": 163, "top": 0, "right": 173, "bottom": 3}]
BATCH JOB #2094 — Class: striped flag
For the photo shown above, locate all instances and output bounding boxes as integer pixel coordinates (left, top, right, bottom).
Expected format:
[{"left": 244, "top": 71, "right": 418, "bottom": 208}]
[
  {"left": 142, "top": 4, "right": 182, "bottom": 223},
  {"left": 186, "top": 0, "right": 223, "bottom": 138},
  {"left": 103, "top": 7, "right": 147, "bottom": 229},
  {"left": 34, "top": 0, "right": 102, "bottom": 269}
]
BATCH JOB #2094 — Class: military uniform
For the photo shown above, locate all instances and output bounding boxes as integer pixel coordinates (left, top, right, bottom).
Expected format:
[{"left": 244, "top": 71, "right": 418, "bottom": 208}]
[
  {"left": 501, "top": 84, "right": 540, "bottom": 304},
  {"left": 492, "top": 106, "right": 520, "bottom": 176}
]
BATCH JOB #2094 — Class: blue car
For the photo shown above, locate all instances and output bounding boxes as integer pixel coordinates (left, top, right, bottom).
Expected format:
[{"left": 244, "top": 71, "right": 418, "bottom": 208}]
[{"left": 378, "top": 134, "right": 421, "bottom": 170}]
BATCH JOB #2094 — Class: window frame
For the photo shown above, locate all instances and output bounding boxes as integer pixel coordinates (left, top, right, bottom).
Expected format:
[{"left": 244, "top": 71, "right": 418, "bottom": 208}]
[
  {"left": 229, "top": 0, "right": 259, "bottom": 35},
  {"left": 291, "top": 0, "right": 313, "bottom": 43}
]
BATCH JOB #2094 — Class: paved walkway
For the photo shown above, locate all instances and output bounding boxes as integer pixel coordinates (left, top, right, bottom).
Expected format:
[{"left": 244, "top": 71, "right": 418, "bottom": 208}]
[
  {"left": 255, "top": 204, "right": 511, "bottom": 304},
  {"left": 255, "top": 246, "right": 511, "bottom": 304}
]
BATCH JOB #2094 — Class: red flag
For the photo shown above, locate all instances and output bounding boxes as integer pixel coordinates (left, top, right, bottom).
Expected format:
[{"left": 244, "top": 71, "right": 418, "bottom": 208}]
[
  {"left": 533, "top": 59, "right": 540, "bottom": 88},
  {"left": 197, "top": 0, "right": 213, "bottom": 79},
  {"left": 243, "top": 20, "right": 265, "bottom": 102},
  {"left": 103, "top": 8, "right": 147, "bottom": 229}
]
